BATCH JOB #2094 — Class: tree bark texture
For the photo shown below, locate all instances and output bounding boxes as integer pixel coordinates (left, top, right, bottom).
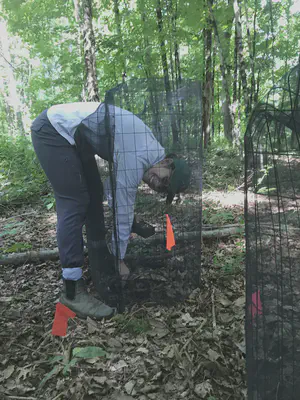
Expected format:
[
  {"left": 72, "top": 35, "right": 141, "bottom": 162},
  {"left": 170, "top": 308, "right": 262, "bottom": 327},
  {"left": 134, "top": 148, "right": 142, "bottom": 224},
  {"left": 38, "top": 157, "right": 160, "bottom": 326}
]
[
  {"left": 73, "top": 0, "right": 86, "bottom": 100},
  {"left": 140, "top": 7, "right": 163, "bottom": 143},
  {"left": 202, "top": 13, "right": 213, "bottom": 149},
  {"left": 208, "top": 0, "right": 234, "bottom": 142},
  {"left": 113, "top": 0, "right": 126, "bottom": 82},
  {"left": 243, "top": 0, "right": 257, "bottom": 111},
  {"left": 233, "top": 24, "right": 238, "bottom": 104},
  {"left": 211, "top": 37, "right": 215, "bottom": 140},
  {"left": 156, "top": 0, "right": 179, "bottom": 144},
  {"left": 74, "top": 0, "right": 99, "bottom": 101},
  {"left": 233, "top": 0, "right": 249, "bottom": 115}
]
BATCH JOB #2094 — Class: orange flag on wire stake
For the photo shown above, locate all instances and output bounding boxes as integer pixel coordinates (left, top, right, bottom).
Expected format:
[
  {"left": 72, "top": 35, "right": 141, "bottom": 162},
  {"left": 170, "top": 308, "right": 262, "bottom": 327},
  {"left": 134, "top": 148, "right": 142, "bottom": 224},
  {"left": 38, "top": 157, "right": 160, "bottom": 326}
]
[
  {"left": 52, "top": 303, "right": 76, "bottom": 337},
  {"left": 166, "top": 214, "right": 176, "bottom": 251}
]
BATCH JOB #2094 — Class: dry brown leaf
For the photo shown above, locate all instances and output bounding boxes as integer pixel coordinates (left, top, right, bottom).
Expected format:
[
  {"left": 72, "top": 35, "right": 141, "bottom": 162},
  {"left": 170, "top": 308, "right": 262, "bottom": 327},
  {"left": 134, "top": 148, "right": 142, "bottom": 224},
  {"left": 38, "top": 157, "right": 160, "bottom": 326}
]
[
  {"left": 136, "top": 347, "right": 149, "bottom": 354},
  {"left": 2, "top": 365, "right": 14, "bottom": 380},
  {"left": 110, "top": 359, "right": 128, "bottom": 372},
  {"left": 93, "top": 376, "right": 107, "bottom": 385},
  {"left": 207, "top": 349, "right": 221, "bottom": 362},
  {"left": 125, "top": 380, "right": 136, "bottom": 395},
  {"left": 194, "top": 381, "right": 213, "bottom": 398}
]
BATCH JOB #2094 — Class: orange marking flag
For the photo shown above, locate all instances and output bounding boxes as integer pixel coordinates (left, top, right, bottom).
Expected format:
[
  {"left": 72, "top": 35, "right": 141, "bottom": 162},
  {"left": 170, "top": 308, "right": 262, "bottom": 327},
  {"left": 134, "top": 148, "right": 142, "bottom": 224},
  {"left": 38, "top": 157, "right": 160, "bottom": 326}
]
[
  {"left": 166, "top": 214, "right": 176, "bottom": 251},
  {"left": 52, "top": 303, "right": 76, "bottom": 337}
]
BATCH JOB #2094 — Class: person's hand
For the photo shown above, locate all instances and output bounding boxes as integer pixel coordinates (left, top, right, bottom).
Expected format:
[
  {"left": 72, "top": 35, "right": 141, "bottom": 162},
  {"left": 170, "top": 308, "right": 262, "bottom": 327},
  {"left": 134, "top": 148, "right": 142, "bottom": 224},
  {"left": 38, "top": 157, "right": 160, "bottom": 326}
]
[{"left": 119, "top": 260, "right": 130, "bottom": 281}]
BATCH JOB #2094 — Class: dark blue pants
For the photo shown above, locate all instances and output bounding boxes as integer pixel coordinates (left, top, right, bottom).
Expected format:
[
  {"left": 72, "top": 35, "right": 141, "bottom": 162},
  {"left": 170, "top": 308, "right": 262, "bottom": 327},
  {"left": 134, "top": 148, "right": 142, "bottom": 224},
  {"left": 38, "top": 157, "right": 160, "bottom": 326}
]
[{"left": 31, "top": 110, "right": 105, "bottom": 279}]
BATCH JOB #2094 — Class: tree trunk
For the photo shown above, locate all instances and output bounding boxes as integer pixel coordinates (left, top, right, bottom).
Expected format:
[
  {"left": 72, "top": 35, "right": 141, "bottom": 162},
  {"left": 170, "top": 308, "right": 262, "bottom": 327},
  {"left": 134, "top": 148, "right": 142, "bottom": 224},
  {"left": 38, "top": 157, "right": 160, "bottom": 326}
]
[
  {"left": 0, "top": 19, "right": 25, "bottom": 135},
  {"left": 243, "top": 0, "right": 257, "bottom": 111},
  {"left": 74, "top": 0, "right": 99, "bottom": 101},
  {"left": 233, "top": 24, "right": 238, "bottom": 104},
  {"left": 202, "top": 11, "right": 213, "bottom": 149},
  {"left": 254, "top": 69, "right": 260, "bottom": 104},
  {"left": 223, "top": 0, "right": 234, "bottom": 87},
  {"left": 217, "top": 71, "right": 221, "bottom": 137},
  {"left": 208, "top": 0, "right": 233, "bottom": 142},
  {"left": 211, "top": 36, "right": 216, "bottom": 140},
  {"left": 113, "top": 0, "right": 126, "bottom": 82},
  {"left": 141, "top": 6, "right": 163, "bottom": 143},
  {"left": 73, "top": 0, "right": 86, "bottom": 100},
  {"left": 174, "top": 0, "right": 182, "bottom": 87},
  {"left": 233, "top": 0, "right": 249, "bottom": 115},
  {"left": 156, "top": 0, "right": 179, "bottom": 145}
]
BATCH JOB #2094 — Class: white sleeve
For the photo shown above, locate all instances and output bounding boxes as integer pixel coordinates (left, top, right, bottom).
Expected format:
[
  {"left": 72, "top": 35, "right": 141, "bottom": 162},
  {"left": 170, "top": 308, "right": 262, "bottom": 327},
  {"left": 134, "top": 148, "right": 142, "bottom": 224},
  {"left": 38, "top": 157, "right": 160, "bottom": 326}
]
[{"left": 104, "top": 155, "right": 143, "bottom": 259}]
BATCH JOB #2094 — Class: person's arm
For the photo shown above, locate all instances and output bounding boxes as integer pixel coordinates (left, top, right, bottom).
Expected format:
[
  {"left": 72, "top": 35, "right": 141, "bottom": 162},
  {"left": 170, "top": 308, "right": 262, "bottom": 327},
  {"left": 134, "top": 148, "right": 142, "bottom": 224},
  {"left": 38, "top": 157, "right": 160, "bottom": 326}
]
[{"left": 104, "top": 156, "right": 142, "bottom": 260}]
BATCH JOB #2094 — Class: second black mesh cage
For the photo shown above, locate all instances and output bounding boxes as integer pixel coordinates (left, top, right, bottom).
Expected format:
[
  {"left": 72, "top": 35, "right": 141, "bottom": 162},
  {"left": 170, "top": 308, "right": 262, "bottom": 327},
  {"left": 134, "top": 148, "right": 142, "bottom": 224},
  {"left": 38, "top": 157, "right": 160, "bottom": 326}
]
[
  {"left": 103, "top": 78, "right": 202, "bottom": 307},
  {"left": 245, "top": 64, "right": 300, "bottom": 400}
]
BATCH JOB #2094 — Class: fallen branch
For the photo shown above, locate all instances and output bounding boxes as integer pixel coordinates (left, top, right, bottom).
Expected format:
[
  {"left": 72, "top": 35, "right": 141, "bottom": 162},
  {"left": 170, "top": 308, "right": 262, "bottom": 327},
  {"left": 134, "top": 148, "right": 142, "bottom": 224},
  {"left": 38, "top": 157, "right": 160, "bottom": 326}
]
[
  {"left": 136, "top": 226, "right": 243, "bottom": 247},
  {"left": 0, "top": 226, "right": 244, "bottom": 266}
]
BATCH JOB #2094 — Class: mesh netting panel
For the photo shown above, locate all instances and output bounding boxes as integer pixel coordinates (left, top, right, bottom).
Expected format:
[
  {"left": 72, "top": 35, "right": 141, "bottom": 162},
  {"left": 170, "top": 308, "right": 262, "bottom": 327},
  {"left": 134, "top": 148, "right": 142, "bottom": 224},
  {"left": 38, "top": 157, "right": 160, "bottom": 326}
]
[
  {"left": 103, "top": 78, "right": 203, "bottom": 306},
  {"left": 245, "top": 64, "right": 300, "bottom": 400}
]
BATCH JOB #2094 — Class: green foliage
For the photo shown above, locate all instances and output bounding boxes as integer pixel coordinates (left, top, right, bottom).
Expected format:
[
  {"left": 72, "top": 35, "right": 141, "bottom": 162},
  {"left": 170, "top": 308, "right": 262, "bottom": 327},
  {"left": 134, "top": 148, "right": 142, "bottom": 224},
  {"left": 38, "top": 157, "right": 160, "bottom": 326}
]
[
  {"left": 0, "top": 0, "right": 299, "bottom": 191},
  {"left": 203, "top": 139, "right": 243, "bottom": 191},
  {"left": 2, "top": 242, "right": 32, "bottom": 253},
  {"left": 41, "top": 193, "right": 56, "bottom": 210},
  {"left": 113, "top": 313, "right": 151, "bottom": 335},
  {"left": 39, "top": 346, "right": 106, "bottom": 388},
  {"left": 0, "top": 134, "right": 48, "bottom": 205},
  {"left": 213, "top": 240, "right": 245, "bottom": 274},
  {"left": 203, "top": 208, "right": 235, "bottom": 225},
  {"left": 0, "top": 221, "right": 25, "bottom": 238}
]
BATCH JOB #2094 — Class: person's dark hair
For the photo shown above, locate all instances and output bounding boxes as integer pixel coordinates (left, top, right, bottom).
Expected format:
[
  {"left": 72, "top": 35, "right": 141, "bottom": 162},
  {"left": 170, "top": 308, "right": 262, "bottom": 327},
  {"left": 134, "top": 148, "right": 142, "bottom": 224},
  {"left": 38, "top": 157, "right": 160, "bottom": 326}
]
[
  {"left": 164, "top": 154, "right": 191, "bottom": 204},
  {"left": 165, "top": 153, "right": 177, "bottom": 160}
]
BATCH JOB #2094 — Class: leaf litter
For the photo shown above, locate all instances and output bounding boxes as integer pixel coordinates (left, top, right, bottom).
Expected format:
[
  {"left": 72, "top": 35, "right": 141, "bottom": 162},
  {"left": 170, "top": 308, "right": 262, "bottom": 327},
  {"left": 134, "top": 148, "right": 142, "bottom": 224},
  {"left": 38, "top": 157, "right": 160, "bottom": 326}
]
[{"left": 0, "top": 199, "right": 246, "bottom": 399}]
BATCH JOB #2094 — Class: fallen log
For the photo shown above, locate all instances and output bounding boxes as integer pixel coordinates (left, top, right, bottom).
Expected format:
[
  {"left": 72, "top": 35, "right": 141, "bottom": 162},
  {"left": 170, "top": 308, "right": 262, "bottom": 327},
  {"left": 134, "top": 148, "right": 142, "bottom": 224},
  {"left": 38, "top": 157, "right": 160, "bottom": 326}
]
[{"left": 0, "top": 226, "right": 244, "bottom": 266}]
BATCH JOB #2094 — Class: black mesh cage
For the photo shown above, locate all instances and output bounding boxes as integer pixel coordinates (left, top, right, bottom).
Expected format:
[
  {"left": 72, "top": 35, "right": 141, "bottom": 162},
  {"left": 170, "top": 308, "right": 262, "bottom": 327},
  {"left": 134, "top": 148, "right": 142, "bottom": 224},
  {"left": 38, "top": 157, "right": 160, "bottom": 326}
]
[
  {"left": 245, "top": 64, "right": 300, "bottom": 400},
  {"left": 102, "top": 78, "right": 203, "bottom": 307}
]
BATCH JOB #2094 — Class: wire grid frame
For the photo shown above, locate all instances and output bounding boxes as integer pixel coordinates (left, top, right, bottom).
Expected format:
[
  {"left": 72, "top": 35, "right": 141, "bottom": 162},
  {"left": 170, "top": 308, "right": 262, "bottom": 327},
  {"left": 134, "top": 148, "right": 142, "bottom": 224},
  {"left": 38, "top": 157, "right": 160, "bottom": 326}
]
[
  {"left": 245, "top": 64, "right": 300, "bottom": 400},
  {"left": 103, "top": 78, "right": 203, "bottom": 307}
]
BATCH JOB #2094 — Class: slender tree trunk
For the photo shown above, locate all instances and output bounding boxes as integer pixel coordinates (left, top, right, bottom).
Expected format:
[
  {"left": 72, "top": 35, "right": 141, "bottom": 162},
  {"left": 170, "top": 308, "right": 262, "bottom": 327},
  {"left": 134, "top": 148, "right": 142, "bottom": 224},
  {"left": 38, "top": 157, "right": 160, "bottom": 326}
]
[
  {"left": 211, "top": 36, "right": 216, "bottom": 141},
  {"left": 166, "top": 0, "right": 175, "bottom": 90},
  {"left": 0, "top": 19, "right": 25, "bottom": 135},
  {"left": 113, "top": 0, "right": 126, "bottom": 82},
  {"left": 208, "top": 0, "right": 233, "bottom": 142},
  {"left": 156, "top": 0, "right": 179, "bottom": 144},
  {"left": 73, "top": 0, "right": 99, "bottom": 101},
  {"left": 202, "top": 10, "right": 213, "bottom": 149},
  {"left": 173, "top": 1, "right": 182, "bottom": 84},
  {"left": 73, "top": 0, "right": 86, "bottom": 100},
  {"left": 141, "top": 7, "right": 162, "bottom": 142},
  {"left": 233, "top": 24, "right": 238, "bottom": 104},
  {"left": 244, "top": 0, "right": 257, "bottom": 111},
  {"left": 173, "top": 0, "right": 182, "bottom": 87},
  {"left": 254, "top": 69, "right": 260, "bottom": 104},
  {"left": 223, "top": 0, "right": 234, "bottom": 90},
  {"left": 233, "top": 0, "right": 249, "bottom": 115},
  {"left": 285, "top": 0, "right": 292, "bottom": 71},
  {"left": 217, "top": 69, "right": 221, "bottom": 137}
]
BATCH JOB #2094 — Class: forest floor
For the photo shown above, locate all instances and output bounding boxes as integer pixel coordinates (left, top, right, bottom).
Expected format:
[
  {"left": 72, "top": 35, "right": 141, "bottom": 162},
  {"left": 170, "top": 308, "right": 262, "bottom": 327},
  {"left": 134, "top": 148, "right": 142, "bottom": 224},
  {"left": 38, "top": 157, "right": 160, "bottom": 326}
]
[{"left": 0, "top": 189, "right": 246, "bottom": 400}]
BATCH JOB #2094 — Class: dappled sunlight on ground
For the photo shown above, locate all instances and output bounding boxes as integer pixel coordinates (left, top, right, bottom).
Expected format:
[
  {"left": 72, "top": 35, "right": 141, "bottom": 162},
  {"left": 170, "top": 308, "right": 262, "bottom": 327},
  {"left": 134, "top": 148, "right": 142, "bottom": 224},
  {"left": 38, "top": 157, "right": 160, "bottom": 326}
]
[{"left": 204, "top": 190, "right": 244, "bottom": 208}]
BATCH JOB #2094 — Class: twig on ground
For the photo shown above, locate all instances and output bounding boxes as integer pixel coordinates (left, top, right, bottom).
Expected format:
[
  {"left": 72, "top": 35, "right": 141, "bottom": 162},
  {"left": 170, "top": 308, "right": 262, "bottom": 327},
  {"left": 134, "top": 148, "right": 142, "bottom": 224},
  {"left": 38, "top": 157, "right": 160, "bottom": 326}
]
[
  {"left": 14, "top": 342, "right": 45, "bottom": 357},
  {"left": 212, "top": 288, "right": 217, "bottom": 335},
  {"left": 179, "top": 318, "right": 207, "bottom": 355},
  {"left": 51, "top": 393, "right": 66, "bottom": 400},
  {"left": 6, "top": 396, "right": 37, "bottom": 400}
]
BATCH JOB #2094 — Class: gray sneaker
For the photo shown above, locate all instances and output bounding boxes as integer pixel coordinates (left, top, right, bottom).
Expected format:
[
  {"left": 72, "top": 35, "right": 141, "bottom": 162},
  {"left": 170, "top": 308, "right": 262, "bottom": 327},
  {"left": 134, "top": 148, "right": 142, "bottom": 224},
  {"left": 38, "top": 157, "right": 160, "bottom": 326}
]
[{"left": 60, "top": 279, "right": 115, "bottom": 320}]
